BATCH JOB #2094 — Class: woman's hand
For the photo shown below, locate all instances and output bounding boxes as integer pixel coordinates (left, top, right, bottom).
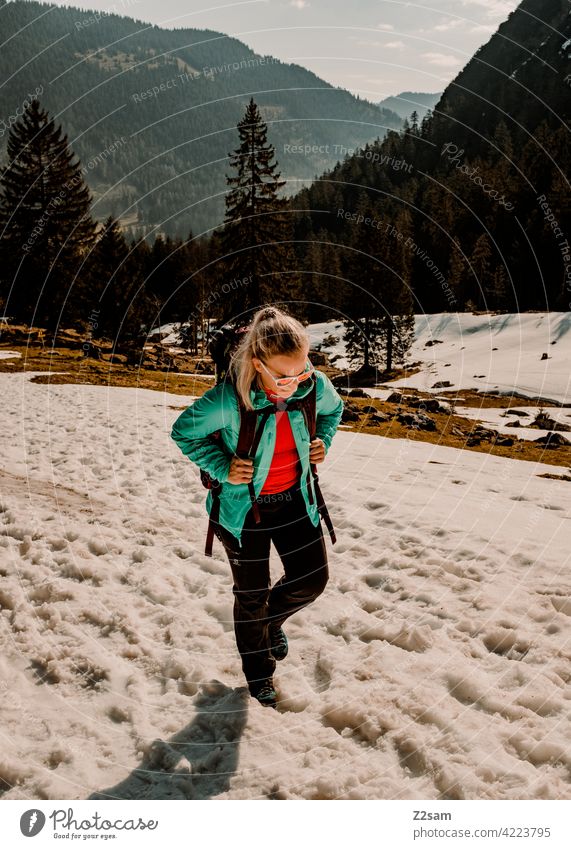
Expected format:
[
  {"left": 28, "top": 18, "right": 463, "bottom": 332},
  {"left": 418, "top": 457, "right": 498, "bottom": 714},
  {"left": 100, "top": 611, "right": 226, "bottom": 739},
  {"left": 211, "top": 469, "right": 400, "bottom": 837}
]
[
  {"left": 227, "top": 455, "right": 254, "bottom": 484},
  {"left": 309, "top": 437, "right": 326, "bottom": 464}
]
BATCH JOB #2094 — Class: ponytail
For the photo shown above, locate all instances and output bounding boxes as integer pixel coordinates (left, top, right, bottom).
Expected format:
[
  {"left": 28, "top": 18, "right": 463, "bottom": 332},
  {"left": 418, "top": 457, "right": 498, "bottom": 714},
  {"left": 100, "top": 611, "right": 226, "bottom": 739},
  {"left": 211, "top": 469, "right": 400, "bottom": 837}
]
[{"left": 227, "top": 305, "right": 309, "bottom": 410}]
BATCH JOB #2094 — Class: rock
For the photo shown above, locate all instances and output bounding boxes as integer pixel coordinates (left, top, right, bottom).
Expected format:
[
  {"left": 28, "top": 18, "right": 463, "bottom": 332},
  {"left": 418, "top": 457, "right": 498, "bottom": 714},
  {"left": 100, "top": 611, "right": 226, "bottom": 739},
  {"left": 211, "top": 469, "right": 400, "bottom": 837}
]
[
  {"left": 343, "top": 400, "right": 361, "bottom": 413},
  {"left": 371, "top": 411, "right": 389, "bottom": 423},
  {"left": 361, "top": 405, "right": 379, "bottom": 414},
  {"left": 424, "top": 339, "right": 443, "bottom": 347},
  {"left": 386, "top": 391, "right": 418, "bottom": 404},
  {"left": 531, "top": 411, "right": 571, "bottom": 432},
  {"left": 541, "top": 352, "right": 549, "bottom": 360},
  {"left": 308, "top": 349, "right": 329, "bottom": 366},
  {"left": 504, "top": 420, "right": 521, "bottom": 428},
  {"left": 432, "top": 380, "right": 452, "bottom": 388},
  {"left": 396, "top": 411, "right": 437, "bottom": 431},
  {"left": 408, "top": 397, "right": 442, "bottom": 413},
  {"left": 435, "top": 401, "right": 453, "bottom": 414},
  {"left": 341, "top": 408, "right": 360, "bottom": 423},
  {"left": 534, "top": 431, "right": 570, "bottom": 447},
  {"left": 340, "top": 388, "right": 371, "bottom": 398},
  {"left": 493, "top": 434, "right": 514, "bottom": 446},
  {"left": 469, "top": 425, "right": 498, "bottom": 445},
  {"left": 386, "top": 391, "right": 403, "bottom": 403}
]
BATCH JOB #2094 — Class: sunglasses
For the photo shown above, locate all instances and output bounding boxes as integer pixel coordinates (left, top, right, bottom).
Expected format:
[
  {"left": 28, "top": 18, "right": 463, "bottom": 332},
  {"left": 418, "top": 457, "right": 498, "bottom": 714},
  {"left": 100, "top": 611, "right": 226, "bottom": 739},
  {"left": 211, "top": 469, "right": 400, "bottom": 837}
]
[{"left": 259, "top": 358, "right": 314, "bottom": 387}]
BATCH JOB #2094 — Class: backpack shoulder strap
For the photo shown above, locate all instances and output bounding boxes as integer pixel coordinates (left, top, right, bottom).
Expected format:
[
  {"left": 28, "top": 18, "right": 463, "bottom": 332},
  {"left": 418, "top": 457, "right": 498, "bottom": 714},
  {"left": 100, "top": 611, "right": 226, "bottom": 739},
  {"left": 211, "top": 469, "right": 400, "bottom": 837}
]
[
  {"left": 231, "top": 376, "right": 275, "bottom": 458},
  {"left": 297, "top": 375, "right": 317, "bottom": 439}
]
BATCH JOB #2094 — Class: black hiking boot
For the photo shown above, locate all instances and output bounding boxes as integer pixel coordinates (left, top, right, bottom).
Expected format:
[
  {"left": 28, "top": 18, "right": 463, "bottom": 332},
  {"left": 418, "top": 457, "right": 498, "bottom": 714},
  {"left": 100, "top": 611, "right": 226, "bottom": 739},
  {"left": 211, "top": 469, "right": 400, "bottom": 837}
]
[
  {"left": 248, "top": 677, "right": 278, "bottom": 709},
  {"left": 269, "top": 625, "right": 288, "bottom": 661}
]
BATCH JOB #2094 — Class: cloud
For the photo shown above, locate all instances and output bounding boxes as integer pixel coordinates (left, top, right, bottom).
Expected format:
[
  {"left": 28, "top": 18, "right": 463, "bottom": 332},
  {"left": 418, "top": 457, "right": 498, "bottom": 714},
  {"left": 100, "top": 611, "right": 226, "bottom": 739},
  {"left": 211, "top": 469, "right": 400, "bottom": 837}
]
[
  {"left": 433, "top": 18, "right": 465, "bottom": 33},
  {"left": 470, "top": 23, "right": 496, "bottom": 34},
  {"left": 421, "top": 52, "right": 462, "bottom": 68},
  {"left": 458, "top": 0, "right": 517, "bottom": 18},
  {"left": 351, "top": 38, "right": 404, "bottom": 49}
]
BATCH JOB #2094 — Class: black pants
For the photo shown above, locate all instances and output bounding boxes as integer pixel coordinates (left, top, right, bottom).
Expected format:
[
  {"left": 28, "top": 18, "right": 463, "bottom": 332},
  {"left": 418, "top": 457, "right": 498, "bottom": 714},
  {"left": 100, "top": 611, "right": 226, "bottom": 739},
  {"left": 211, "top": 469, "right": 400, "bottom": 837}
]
[{"left": 213, "top": 481, "right": 329, "bottom": 688}]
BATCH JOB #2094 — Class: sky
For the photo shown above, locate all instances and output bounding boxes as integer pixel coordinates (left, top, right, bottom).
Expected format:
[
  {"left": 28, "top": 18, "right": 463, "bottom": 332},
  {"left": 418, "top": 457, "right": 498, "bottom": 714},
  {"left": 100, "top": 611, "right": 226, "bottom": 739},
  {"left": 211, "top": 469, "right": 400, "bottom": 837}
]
[{"left": 49, "top": 0, "right": 522, "bottom": 100}]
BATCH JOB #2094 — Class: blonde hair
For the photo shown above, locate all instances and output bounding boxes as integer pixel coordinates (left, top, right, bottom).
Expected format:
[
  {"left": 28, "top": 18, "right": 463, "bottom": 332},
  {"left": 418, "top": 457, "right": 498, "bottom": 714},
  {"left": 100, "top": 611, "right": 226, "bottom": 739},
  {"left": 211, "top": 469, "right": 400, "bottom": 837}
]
[{"left": 227, "top": 305, "right": 310, "bottom": 410}]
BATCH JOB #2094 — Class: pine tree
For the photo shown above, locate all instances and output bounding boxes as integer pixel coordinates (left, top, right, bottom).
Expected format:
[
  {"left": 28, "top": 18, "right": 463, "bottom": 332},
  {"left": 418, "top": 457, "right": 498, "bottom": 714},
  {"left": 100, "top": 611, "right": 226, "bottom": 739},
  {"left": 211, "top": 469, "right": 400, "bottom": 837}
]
[
  {"left": 0, "top": 98, "right": 96, "bottom": 330},
  {"left": 490, "top": 263, "right": 512, "bottom": 311},
  {"left": 341, "top": 193, "right": 388, "bottom": 374},
  {"left": 383, "top": 208, "right": 415, "bottom": 371},
  {"left": 220, "top": 97, "right": 301, "bottom": 321},
  {"left": 447, "top": 237, "right": 467, "bottom": 306},
  {"left": 469, "top": 234, "right": 492, "bottom": 310},
  {"left": 88, "top": 216, "right": 155, "bottom": 349}
]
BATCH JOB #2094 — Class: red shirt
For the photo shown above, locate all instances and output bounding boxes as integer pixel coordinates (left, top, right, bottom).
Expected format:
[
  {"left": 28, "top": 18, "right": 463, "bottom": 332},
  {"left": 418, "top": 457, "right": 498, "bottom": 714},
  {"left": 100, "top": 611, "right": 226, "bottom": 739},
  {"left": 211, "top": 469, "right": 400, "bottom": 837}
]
[{"left": 259, "top": 385, "right": 300, "bottom": 494}]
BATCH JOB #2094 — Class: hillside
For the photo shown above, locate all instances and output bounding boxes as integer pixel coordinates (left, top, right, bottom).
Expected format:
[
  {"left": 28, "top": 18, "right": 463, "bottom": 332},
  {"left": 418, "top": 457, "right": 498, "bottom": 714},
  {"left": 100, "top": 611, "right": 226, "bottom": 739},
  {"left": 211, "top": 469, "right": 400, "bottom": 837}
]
[
  {"left": 378, "top": 91, "right": 441, "bottom": 122},
  {"left": 292, "top": 0, "right": 571, "bottom": 313},
  {"left": 0, "top": 0, "right": 402, "bottom": 237}
]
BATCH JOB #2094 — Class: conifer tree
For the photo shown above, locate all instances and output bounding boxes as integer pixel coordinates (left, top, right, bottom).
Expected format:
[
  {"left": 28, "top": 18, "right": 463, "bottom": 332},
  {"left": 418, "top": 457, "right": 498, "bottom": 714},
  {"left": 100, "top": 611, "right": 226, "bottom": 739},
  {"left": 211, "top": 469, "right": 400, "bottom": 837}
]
[
  {"left": 469, "top": 233, "right": 492, "bottom": 310},
  {"left": 383, "top": 207, "right": 415, "bottom": 371},
  {"left": 0, "top": 98, "right": 96, "bottom": 330},
  {"left": 341, "top": 193, "right": 388, "bottom": 373},
  {"left": 491, "top": 263, "right": 512, "bottom": 311},
  {"left": 447, "top": 237, "right": 467, "bottom": 305},
  {"left": 220, "top": 97, "right": 301, "bottom": 322},
  {"left": 88, "top": 216, "right": 155, "bottom": 349}
]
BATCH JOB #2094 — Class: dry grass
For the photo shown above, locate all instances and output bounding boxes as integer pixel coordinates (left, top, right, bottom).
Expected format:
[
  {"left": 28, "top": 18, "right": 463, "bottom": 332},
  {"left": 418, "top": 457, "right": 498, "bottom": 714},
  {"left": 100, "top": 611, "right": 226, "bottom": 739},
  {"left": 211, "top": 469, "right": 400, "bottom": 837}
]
[
  {"left": 0, "top": 344, "right": 214, "bottom": 396},
  {"left": 341, "top": 393, "right": 571, "bottom": 471}
]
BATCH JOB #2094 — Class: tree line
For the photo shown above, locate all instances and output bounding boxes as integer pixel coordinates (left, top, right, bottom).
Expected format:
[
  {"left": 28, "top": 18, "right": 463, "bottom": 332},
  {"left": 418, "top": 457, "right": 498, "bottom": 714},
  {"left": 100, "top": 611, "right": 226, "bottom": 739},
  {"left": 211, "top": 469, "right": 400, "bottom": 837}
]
[{"left": 0, "top": 96, "right": 415, "bottom": 373}]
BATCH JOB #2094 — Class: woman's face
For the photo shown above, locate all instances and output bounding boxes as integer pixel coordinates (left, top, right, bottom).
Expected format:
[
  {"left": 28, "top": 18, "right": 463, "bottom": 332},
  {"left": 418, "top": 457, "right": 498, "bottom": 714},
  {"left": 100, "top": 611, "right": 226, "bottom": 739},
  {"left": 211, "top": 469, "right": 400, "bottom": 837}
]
[{"left": 252, "top": 346, "right": 310, "bottom": 398}]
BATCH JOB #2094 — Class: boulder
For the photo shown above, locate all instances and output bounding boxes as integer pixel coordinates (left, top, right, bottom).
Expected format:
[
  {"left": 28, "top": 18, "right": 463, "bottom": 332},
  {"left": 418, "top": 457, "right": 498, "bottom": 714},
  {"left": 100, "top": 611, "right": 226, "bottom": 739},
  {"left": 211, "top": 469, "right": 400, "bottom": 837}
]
[
  {"left": 340, "top": 387, "right": 371, "bottom": 399},
  {"left": 396, "top": 411, "right": 437, "bottom": 431},
  {"left": 341, "top": 407, "right": 360, "bottom": 423},
  {"left": 531, "top": 411, "right": 571, "bottom": 432},
  {"left": 386, "top": 391, "right": 403, "bottom": 403},
  {"left": 493, "top": 434, "right": 514, "bottom": 446},
  {"left": 308, "top": 349, "right": 329, "bottom": 366},
  {"left": 534, "top": 431, "right": 570, "bottom": 448},
  {"left": 371, "top": 411, "right": 389, "bottom": 424}
]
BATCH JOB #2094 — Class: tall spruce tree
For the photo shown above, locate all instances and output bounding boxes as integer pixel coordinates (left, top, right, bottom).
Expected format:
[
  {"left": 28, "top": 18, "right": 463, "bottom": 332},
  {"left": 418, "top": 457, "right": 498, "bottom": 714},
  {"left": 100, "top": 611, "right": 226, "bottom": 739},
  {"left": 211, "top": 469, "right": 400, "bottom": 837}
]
[
  {"left": 0, "top": 98, "right": 96, "bottom": 330},
  {"left": 220, "top": 97, "right": 302, "bottom": 322},
  {"left": 341, "top": 195, "right": 414, "bottom": 374},
  {"left": 341, "top": 193, "right": 388, "bottom": 374}
]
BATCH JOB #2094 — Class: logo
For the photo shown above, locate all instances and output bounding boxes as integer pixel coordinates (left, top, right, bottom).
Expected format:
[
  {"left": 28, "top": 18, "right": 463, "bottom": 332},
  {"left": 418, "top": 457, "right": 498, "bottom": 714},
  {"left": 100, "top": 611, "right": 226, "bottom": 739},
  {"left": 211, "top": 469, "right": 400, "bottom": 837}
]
[{"left": 20, "top": 809, "right": 46, "bottom": 836}]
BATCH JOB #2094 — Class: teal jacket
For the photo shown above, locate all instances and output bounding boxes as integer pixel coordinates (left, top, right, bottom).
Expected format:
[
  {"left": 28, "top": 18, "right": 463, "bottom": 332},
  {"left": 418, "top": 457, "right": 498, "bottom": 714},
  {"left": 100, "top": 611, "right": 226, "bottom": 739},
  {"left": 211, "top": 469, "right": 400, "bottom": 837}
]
[{"left": 170, "top": 369, "right": 344, "bottom": 548}]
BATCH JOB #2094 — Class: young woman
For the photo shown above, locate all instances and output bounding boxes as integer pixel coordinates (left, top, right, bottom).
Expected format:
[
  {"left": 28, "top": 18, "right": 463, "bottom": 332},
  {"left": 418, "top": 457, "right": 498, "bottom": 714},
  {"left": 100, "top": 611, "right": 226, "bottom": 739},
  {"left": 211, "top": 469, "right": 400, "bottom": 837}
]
[{"left": 170, "top": 306, "right": 344, "bottom": 708}]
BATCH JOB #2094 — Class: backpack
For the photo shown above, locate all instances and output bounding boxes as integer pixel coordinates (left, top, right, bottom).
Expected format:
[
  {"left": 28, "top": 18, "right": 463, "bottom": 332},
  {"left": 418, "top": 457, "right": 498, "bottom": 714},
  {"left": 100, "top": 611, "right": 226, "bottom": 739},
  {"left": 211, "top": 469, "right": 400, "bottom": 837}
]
[{"left": 199, "top": 322, "right": 336, "bottom": 556}]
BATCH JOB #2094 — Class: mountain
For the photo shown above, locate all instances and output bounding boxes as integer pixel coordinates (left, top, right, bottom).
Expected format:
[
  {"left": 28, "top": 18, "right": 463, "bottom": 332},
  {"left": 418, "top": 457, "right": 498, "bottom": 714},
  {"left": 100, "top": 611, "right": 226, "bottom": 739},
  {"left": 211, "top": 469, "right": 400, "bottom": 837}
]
[
  {"left": 0, "top": 0, "right": 402, "bottom": 238},
  {"left": 429, "top": 0, "right": 571, "bottom": 155},
  {"left": 378, "top": 91, "right": 441, "bottom": 122},
  {"left": 291, "top": 0, "right": 571, "bottom": 313}
]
